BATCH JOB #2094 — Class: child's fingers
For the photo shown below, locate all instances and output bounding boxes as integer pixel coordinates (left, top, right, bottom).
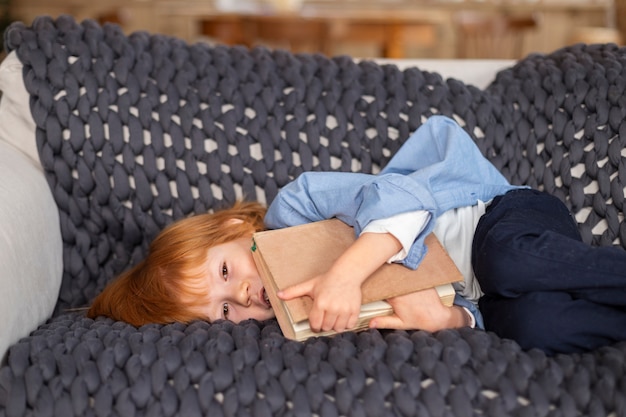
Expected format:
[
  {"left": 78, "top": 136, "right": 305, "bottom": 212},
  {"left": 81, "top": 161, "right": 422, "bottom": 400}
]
[
  {"left": 333, "top": 312, "right": 359, "bottom": 333},
  {"left": 308, "top": 308, "right": 325, "bottom": 333},
  {"left": 369, "top": 315, "right": 408, "bottom": 330},
  {"left": 277, "top": 279, "right": 315, "bottom": 300}
]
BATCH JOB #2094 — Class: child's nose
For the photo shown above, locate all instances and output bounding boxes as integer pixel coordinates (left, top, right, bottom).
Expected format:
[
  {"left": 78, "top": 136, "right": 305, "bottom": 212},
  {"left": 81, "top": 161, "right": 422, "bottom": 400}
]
[{"left": 236, "top": 281, "right": 251, "bottom": 307}]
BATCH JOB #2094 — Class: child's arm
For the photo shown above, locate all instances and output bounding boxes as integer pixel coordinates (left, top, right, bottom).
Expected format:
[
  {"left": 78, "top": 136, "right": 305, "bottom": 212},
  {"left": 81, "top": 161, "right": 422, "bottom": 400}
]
[
  {"left": 369, "top": 288, "right": 472, "bottom": 331},
  {"left": 278, "top": 231, "right": 402, "bottom": 333}
]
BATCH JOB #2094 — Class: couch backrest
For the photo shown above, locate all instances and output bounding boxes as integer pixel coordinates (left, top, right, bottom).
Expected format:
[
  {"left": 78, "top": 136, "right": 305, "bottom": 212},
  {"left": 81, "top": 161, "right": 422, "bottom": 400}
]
[
  {"left": 6, "top": 16, "right": 626, "bottom": 310},
  {"left": 489, "top": 46, "right": 626, "bottom": 248}
]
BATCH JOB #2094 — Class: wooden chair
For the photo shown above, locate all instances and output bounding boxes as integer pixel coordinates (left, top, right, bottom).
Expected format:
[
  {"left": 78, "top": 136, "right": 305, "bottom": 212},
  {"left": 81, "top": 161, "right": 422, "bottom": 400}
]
[{"left": 454, "top": 12, "right": 539, "bottom": 59}]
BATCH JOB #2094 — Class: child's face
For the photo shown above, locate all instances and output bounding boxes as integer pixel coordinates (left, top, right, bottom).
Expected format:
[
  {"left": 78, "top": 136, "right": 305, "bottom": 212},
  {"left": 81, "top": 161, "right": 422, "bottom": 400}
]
[{"left": 199, "top": 236, "right": 275, "bottom": 323}]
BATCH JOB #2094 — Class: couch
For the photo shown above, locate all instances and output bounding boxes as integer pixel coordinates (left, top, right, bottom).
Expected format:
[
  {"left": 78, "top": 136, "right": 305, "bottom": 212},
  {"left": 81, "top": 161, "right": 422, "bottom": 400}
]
[{"left": 1, "top": 15, "right": 625, "bottom": 417}]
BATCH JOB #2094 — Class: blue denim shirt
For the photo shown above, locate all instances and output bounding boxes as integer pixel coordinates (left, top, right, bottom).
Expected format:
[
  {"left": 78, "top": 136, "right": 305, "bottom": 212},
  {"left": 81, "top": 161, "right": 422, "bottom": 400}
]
[{"left": 265, "top": 116, "right": 523, "bottom": 328}]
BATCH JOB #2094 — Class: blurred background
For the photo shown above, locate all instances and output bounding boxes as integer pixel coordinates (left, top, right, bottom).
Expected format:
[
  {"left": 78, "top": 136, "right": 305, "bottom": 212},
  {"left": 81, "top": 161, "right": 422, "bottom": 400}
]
[{"left": 1, "top": 0, "right": 624, "bottom": 60}]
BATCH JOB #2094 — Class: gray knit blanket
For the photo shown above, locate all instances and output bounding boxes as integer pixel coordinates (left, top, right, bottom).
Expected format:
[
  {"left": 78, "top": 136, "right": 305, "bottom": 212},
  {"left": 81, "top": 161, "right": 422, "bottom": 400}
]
[{"left": 1, "top": 15, "right": 626, "bottom": 417}]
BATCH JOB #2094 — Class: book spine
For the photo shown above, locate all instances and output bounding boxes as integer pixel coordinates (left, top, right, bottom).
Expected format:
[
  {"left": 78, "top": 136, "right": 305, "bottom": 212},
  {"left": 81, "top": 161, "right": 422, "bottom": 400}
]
[{"left": 251, "top": 241, "right": 297, "bottom": 340}]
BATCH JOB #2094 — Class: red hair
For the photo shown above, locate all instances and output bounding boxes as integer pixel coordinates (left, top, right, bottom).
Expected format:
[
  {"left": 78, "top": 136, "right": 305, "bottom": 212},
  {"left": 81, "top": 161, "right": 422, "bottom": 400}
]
[{"left": 87, "top": 201, "right": 267, "bottom": 326}]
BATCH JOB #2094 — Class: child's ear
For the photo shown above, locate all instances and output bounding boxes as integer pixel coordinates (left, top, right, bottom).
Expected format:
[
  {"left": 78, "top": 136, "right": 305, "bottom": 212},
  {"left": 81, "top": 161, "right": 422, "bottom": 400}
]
[{"left": 226, "top": 218, "right": 244, "bottom": 226}]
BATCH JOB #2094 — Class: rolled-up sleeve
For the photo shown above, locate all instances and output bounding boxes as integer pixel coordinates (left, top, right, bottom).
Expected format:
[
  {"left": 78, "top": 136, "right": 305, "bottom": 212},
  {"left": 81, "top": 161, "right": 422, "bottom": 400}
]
[
  {"left": 362, "top": 210, "right": 430, "bottom": 263},
  {"left": 453, "top": 294, "right": 484, "bottom": 330}
]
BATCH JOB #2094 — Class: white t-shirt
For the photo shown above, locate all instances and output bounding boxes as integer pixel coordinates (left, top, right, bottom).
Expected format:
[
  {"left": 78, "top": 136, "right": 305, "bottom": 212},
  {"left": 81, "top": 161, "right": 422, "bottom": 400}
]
[{"left": 362, "top": 201, "right": 488, "bottom": 303}]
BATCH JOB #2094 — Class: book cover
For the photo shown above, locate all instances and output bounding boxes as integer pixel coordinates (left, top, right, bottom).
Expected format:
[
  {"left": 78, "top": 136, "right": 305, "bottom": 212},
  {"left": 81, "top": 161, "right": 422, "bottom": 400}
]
[{"left": 251, "top": 219, "right": 462, "bottom": 341}]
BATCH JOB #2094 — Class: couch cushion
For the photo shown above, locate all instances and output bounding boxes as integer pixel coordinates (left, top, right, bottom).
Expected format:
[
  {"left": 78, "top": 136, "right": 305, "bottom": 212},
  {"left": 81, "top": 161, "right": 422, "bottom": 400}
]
[
  {"left": 0, "top": 50, "right": 63, "bottom": 362},
  {"left": 0, "top": 139, "right": 62, "bottom": 363},
  {"left": 0, "top": 52, "right": 40, "bottom": 164}
]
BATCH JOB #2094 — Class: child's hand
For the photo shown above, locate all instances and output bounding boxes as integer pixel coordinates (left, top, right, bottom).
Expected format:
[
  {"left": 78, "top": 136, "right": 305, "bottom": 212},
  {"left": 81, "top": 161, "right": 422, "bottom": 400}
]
[
  {"left": 278, "top": 271, "right": 362, "bottom": 333},
  {"left": 279, "top": 230, "right": 402, "bottom": 334},
  {"left": 369, "top": 288, "right": 470, "bottom": 332}
]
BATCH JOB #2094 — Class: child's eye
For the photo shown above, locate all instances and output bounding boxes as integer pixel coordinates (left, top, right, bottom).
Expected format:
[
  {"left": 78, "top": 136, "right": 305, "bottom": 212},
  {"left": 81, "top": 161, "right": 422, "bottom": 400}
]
[
  {"left": 221, "top": 262, "right": 229, "bottom": 280},
  {"left": 222, "top": 303, "right": 229, "bottom": 319}
]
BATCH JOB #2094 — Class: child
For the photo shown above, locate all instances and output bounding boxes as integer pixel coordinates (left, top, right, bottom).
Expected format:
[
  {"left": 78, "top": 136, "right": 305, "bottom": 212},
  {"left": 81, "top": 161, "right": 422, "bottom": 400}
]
[{"left": 88, "top": 116, "right": 626, "bottom": 355}]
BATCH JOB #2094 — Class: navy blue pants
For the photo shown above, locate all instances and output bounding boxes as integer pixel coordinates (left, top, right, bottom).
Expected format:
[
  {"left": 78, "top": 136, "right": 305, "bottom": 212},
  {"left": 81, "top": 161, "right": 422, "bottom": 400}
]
[{"left": 472, "top": 189, "right": 626, "bottom": 355}]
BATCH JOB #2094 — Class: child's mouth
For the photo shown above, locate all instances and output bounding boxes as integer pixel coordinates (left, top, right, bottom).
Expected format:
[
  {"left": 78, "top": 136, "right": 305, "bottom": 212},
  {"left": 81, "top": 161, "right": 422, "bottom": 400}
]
[{"left": 262, "top": 288, "right": 272, "bottom": 308}]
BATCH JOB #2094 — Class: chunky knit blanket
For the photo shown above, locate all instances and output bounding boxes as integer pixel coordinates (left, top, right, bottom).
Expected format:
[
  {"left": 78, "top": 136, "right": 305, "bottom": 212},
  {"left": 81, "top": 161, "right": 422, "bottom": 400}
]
[{"left": 1, "top": 15, "right": 626, "bottom": 417}]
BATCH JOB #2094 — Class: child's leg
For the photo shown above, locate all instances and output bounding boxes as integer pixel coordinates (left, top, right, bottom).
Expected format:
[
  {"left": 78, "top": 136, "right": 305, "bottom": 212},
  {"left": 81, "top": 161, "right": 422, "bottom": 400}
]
[
  {"left": 472, "top": 189, "right": 626, "bottom": 306},
  {"left": 479, "top": 291, "right": 626, "bottom": 354}
]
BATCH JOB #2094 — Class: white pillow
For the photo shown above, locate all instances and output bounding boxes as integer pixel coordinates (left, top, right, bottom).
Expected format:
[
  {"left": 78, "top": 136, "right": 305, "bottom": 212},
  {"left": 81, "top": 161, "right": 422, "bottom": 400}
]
[
  {"left": 0, "top": 52, "right": 63, "bottom": 363},
  {"left": 0, "top": 52, "right": 41, "bottom": 164}
]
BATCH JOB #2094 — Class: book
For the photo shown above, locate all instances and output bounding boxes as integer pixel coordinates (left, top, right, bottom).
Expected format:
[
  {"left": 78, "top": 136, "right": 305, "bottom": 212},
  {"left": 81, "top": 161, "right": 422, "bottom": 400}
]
[{"left": 251, "top": 219, "right": 463, "bottom": 341}]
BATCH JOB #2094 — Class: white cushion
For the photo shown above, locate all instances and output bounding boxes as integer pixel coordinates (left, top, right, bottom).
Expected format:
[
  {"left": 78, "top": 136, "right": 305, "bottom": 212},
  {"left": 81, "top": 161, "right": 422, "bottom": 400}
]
[
  {"left": 0, "top": 52, "right": 63, "bottom": 362},
  {"left": 0, "top": 52, "right": 41, "bottom": 164}
]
